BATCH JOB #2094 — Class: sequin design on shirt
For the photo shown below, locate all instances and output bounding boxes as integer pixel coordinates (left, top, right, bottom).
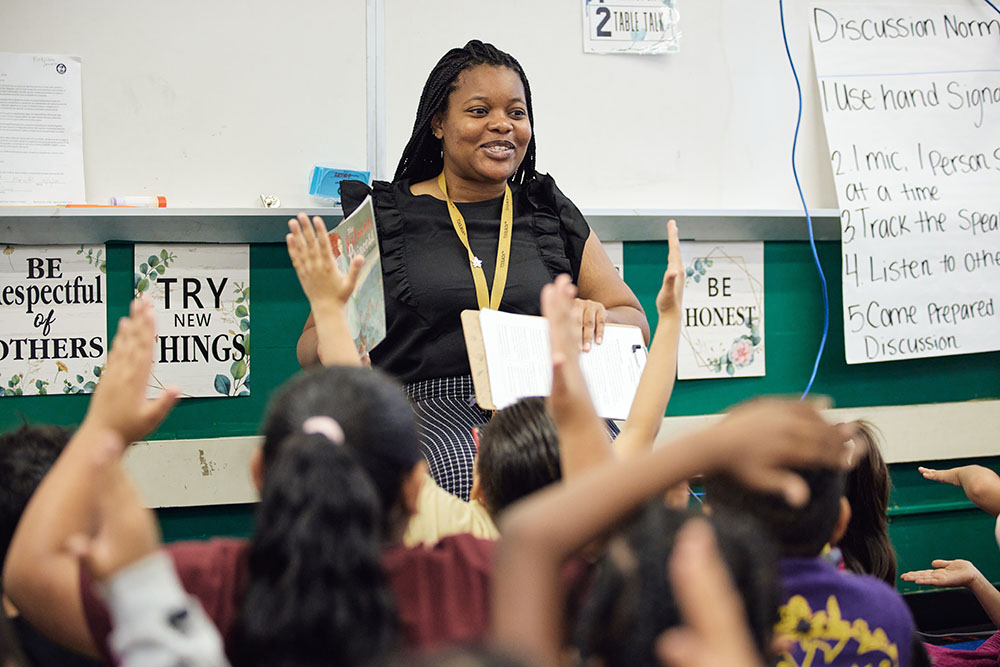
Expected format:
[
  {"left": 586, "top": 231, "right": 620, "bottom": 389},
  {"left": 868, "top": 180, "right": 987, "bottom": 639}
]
[{"left": 775, "top": 594, "right": 899, "bottom": 667}]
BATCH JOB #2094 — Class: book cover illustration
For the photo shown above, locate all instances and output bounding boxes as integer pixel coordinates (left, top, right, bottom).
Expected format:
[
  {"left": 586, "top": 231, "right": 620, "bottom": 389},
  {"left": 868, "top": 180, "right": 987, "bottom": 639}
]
[{"left": 329, "top": 195, "right": 385, "bottom": 354}]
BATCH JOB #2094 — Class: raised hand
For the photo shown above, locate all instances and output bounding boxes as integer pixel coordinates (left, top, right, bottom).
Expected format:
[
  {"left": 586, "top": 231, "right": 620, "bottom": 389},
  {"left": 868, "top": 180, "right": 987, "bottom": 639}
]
[
  {"left": 918, "top": 466, "right": 964, "bottom": 486},
  {"left": 708, "top": 399, "right": 858, "bottom": 507},
  {"left": 617, "top": 219, "right": 683, "bottom": 458},
  {"left": 287, "top": 213, "right": 365, "bottom": 367},
  {"left": 655, "top": 219, "right": 683, "bottom": 318},
  {"left": 542, "top": 274, "right": 611, "bottom": 475},
  {"left": 901, "top": 559, "right": 980, "bottom": 589},
  {"left": 286, "top": 212, "right": 363, "bottom": 311},
  {"left": 543, "top": 274, "right": 581, "bottom": 371},
  {"left": 83, "top": 297, "right": 179, "bottom": 447},
  {"left": 918, "top": 465, "right": 1000, "bottom": 515}
]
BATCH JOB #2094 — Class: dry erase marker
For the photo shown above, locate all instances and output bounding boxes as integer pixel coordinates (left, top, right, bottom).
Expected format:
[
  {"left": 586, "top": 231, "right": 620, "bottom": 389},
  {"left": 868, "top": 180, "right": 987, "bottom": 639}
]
[
  {"left": 110, "top": 196, "right": 166, "bottom": 207},
  {"left": 66, "top": 204, "right": 137, "bottom": 208}
]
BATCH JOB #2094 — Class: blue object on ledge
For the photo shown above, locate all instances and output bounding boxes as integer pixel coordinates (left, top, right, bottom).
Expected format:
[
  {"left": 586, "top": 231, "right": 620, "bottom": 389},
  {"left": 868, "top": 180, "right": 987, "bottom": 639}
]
[{"left": 308, "top": 166, "right": 371, "bottom": 204}]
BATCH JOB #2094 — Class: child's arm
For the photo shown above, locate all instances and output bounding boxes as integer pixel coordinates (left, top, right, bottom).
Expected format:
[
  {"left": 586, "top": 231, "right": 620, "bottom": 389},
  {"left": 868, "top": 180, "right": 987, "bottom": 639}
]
[
  {"left": 493, "top": 398, "right": 857, "bottom": 667},
  {"left": 286, "top": 213, "right": 364, "bottom": 367},
  {"left": 3, "top": 298, "right": 179, "bottom": 656},
  {"left": 543, "top": 274, "right": 614, "bottom": 477},
  {"left": 901, "top": 559, "right": 1000, "bottom": 629},
  {"left": 656, "top": 518, "right": 764, "bottom": 667},
  {"left": 66, "top": 452, "right": 230, "bottom": 667},
  {"left": 918, "top": 465, "right": 1000, "bottom": 516},
  {"left": 98, "top": 551, "right": 232, "bottom": 667},
  {"left": 616, "top": 219, "right": 683, "bottom": 459}
]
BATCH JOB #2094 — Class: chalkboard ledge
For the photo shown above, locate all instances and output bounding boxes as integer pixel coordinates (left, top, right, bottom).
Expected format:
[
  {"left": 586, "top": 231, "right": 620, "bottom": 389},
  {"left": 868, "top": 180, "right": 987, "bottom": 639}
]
[{"left": 0, "top": 208, "right": 840, "bottom": 244}]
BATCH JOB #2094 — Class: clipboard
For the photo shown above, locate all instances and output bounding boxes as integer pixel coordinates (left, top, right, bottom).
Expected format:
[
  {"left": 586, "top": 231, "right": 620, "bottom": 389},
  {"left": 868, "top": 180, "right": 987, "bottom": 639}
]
[
  {"left": 461, "top": 308, "right": 647, "bottom": 415},
  {"left": 461, "top": 309, "right": 496, "bottom": 410}
]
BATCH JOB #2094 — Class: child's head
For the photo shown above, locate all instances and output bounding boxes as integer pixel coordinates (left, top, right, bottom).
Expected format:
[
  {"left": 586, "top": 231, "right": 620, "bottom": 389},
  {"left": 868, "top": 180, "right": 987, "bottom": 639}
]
[
  {"left": 703, "top": 467, "right": 848, "bottom": 558},
  {"left": 257, "top": 365, "right": 423, "bottom": 538},
  {"left": 573, "top": 505, "right": 780, "bottom": 667},
  {"left": 376, "top": 646, "right": 532, "bottom": 667},
  {"left": 0, "top": 608, "right": 27, "bottom": 667},
  {"left": 233, "top": 366, "right": 423, "bottom": 667},
  {"left": 0, "top": 424, "right": 73, "bottom": 567},
  {"left": 841, "top": 420, "right": 896, "bottom": 584},
  {"left": 471, "top": 397, "right": 561, "bottom": 518}
]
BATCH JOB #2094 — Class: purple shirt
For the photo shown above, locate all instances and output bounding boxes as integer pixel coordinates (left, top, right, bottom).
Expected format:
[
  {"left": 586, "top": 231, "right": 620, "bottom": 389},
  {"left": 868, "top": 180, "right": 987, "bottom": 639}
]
[{"left": 777, "top": 557, "right": 915, "bottom": 667}]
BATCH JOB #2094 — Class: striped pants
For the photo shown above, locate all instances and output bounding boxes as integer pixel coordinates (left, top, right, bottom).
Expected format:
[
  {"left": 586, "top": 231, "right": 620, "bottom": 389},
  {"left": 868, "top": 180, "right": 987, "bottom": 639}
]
[
  {"left": 404, "top": 376, "right": 488, "bottom": 501},
  {"left": 404, "top": 375, "right": 619, "bottom": 501}
]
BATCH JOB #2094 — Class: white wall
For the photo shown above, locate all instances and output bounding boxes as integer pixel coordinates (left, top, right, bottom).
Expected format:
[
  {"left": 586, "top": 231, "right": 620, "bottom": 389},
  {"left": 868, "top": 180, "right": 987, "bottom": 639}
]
[
  {"left": 384, "top": 0, "right": 841, "bottom": 210},
  {"left": 0, "top": 0, "right": 368, "bottom": 208},
  {"left": 4, "top": 0, "right": 981, "bottom": 210}
]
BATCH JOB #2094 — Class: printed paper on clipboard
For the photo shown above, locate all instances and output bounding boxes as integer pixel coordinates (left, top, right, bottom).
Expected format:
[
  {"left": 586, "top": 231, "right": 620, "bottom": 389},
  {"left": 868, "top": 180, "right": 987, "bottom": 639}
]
[{"left": 478, "top": 309, "right": 647, "bottom": 420}]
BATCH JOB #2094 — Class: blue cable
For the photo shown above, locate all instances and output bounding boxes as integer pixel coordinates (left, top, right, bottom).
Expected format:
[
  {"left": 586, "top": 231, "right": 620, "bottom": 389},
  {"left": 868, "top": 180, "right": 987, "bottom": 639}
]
[{"left": 778, "top": 0, "right": 829, "bottom": 400}]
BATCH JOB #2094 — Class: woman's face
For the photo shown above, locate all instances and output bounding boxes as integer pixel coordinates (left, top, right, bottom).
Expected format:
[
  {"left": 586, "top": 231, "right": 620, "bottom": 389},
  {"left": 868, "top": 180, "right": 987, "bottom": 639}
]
[{"left": 432, "top": 65, "right": 531, "bottom": 188}]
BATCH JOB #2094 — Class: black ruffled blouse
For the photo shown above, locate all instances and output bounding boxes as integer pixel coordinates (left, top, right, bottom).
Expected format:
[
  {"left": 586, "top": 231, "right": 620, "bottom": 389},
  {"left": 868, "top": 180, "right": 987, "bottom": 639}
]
[{"left": 340, "top": 175, "right": 591, "bottom": 385}]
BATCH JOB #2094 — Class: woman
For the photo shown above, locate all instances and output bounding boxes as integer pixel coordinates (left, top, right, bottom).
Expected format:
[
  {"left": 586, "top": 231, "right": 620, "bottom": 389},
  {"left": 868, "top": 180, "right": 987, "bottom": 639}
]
[{"left": 298, "top": 40, "right": 648, "bottom": 499}]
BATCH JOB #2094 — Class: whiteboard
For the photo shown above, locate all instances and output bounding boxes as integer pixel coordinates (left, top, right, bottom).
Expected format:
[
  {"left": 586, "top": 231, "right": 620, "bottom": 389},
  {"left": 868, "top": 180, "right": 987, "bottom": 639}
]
[
  {"left": 0, "top": 0, "right": 368, "bottom": 208},
  {"left": 2, "top": 0, "right": 982, "bottom": 210},
  {"left": 383, "top": 0, "right": 987, "bottom": 211}
]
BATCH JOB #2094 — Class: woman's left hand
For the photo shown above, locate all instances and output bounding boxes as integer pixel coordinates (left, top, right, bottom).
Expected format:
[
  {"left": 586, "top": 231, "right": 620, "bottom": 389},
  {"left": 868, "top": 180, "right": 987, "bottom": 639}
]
[{"left": 572, "top": 298, "right": 607, "bottom": 352}]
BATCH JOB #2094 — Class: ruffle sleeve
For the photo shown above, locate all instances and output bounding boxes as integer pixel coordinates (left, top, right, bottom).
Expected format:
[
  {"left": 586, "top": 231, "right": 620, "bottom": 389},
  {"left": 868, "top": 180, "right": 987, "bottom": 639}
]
[
  {"left": 340, "top": 179, "right": 416, "bottom": 308},
  {"left": 523, "top": 173, "right": 591, "bottom": 281}
]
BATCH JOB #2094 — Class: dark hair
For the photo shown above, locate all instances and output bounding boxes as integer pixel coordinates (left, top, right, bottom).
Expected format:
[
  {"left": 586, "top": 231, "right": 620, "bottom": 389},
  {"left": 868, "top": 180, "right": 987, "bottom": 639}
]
[
  {"left": 259, "top": 365, "right": 420, "bottom": 537},
  {"left": 230, "top": 366, "right": 421, "bottom": 667},
  {"left": 230, "top": 433, "right": 396, "bottom": 667},
  {"left": 476, "top": 397, "right": 560, "bottom": 517},
  {"left": 394, "top": 40, "right": 537, "bottom": 185},
  {"left": 375, "top": 646, "right": 532, "bottom": 667},
  {"left": 0, "top": 604, "right": 27, "bottom": 667},
  {"left": 0, "top": 424, "right": 72, "bottom": 566},
  {"left": 703, "top": 467, "right": 846, "bottom": 557},
  {"left": 840, "top": 421, "right": 897, "bottom": 585},
  {"left": 574, "top": 505, "right": 780, "bottom": 667}
]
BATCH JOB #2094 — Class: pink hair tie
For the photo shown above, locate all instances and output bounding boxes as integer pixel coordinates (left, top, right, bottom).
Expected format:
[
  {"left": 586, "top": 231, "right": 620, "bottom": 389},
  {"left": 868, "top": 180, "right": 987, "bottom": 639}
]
[{"left": 302, "top": 416, "right": 345, "bottom": 445}]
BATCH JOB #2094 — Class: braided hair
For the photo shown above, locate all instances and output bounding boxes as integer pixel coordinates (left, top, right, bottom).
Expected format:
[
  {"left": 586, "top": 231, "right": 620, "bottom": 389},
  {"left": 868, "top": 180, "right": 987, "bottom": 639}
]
[{"left": 394, "top": 40, "right": 537, "bottom": 185}]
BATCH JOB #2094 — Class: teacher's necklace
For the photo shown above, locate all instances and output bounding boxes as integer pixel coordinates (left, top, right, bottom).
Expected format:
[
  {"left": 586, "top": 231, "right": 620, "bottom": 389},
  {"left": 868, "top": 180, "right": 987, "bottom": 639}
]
[{"left": 438, "top": 172, "right": 513, "bottom": 310}]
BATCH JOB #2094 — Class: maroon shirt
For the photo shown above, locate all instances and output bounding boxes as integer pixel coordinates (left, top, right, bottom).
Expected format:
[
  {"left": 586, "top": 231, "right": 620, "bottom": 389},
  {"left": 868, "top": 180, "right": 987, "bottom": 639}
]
[{"left": 80, "top": 534, "right": 496, "bottom": 663}]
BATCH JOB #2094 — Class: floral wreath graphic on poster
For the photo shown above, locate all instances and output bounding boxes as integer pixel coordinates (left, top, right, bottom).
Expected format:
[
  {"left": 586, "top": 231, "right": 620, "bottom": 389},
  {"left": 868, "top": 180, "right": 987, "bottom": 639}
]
[
  {"left": 682, "top": 246, "right": 763, "bottom": 377},
  {"left": 0, "top": 245, "right": 107, "bottom": 396},
  {"left": 134, "top": 246, "right": 250, "bottom": 398}
]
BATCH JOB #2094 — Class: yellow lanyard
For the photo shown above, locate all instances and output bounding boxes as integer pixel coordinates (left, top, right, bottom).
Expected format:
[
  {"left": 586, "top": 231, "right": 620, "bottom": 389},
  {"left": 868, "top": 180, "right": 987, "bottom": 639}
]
[{"left": 438, "top": 172, "right": 513, "bottom": 310}]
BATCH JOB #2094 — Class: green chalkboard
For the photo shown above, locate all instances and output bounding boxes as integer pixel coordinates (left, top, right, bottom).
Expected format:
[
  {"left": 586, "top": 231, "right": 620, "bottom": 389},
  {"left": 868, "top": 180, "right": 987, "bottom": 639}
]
[
  {"left": 3, "top": 238, "right": 998, "bottom": 598},
  {"left": 0, "top": 243, "right": 308, "bottom": 435},
  {"left": 624, "top": 240, "right": 1000, "bottom": 415},
  {"left": 4, "top": 239, "right": 995, "bottom": 433}
]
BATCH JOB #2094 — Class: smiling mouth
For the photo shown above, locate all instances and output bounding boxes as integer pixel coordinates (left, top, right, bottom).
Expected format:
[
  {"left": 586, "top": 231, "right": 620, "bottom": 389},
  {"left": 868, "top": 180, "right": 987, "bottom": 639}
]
[{"left": 481, "top": 140, "right": 516, "bottom": 158}]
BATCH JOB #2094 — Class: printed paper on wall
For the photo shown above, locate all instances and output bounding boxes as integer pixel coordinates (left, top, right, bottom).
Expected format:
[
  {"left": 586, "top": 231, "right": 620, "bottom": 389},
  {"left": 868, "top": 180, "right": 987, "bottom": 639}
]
[
  {"left": 677, "top": 242, "right": 764, "bottom": 380},
  {"left": 134, "top": 244, "right": 250, "bottom": 398},
  {"left": 582, "top": 0, "right": 681, "bottom": 55},
  {"left": 0, "top": 244, "right": 107, "bottom": 395},
  {"left": 811, "top": 3, "right": 1000, "bottom": 363}
]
